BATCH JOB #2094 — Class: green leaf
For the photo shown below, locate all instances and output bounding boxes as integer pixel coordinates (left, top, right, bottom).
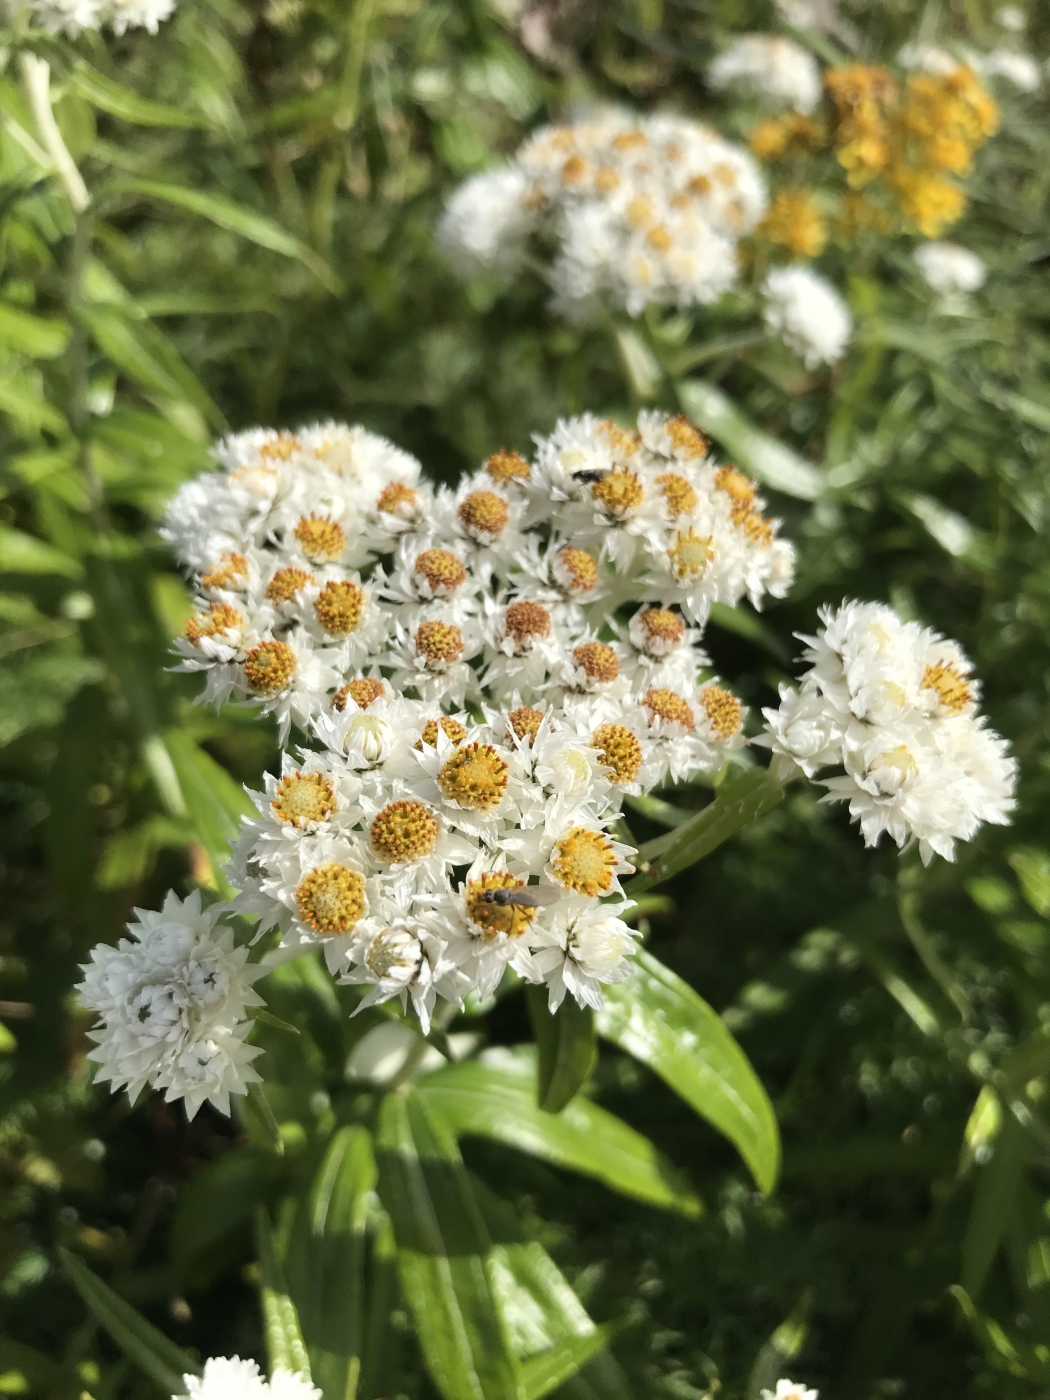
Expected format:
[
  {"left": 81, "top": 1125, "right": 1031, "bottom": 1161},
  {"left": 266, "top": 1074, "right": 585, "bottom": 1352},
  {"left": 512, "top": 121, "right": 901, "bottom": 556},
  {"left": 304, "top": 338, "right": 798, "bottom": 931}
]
[
  {"left": 163, "top": 729, "right": 255, "bottom": 891},
  {"left": 951, "top": 1286, "right": 1050, "bottom": 1383},
  {"left": 0, "top": 652, "right": 104, "bottom": 748},
  {"left": 0, "top": 371, "right": 67, "bottom": 433},
  {"left": 0, "top": 524, "right": 81, "bottom": 577},
  {"left": 70, "top": 61, "right": 210, "bottom": 128},
  {"left": 416, "top": 1051, "right": 701, "bottom": 1216},
  {"left": 746, "top": 1293, "right": 811, "bottom": 1400},
  {"left": 60, "top": 1248, "right": 200, "bottom": 1395},
  {"left": 596, "top": 950, "right": 780, "bottom": 1194},
  {"left": 375, "top": 1090, "right": 523, "bottom": 1400},
  {"left": 629, "top": 768, "right": 784, "bottom": 894},
  {"left": 1008, "top": 849, "right": 1050, "bottom": 918},
  {"left": 676, "top": 378, "right": 823, "bottom": 500},
  {"left": 520, "top": 1332, "right": 615, "bottom": 1400},
  {"left": 0, "top": 303, "right": 69, "bottom": 357},
  {"left": 962, "top": 1105, "right": 1025, "bottom": 1299},
  {"left": 109, "top": 180, "right": 342, "bottom": 294},
  {"left": 255, "top": 1208, "right": 311, "bottom": 1379},
  {"left": 285, "top": 1125, "right": 377, "bottom": 1400},
  {"left": 526, "top": 987, "right": 596, "bottom": 1113}
]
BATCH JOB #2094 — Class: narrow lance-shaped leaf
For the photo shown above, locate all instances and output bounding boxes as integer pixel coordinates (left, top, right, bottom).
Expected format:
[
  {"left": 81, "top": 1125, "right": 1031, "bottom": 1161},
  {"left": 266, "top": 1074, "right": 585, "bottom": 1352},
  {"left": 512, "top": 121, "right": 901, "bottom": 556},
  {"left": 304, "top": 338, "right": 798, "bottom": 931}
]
[
  {"left": 255, "top": 1209, "right": 311, "bottom": 1379},
  {"left": 60, "top": 1248, "right": 200, "bottom": 1395},
  {"left": 676, "top": 378, "right": 823, "bottom": 499},
  {"left": 375, "top": 1090, "right": 523, "bottom": 1400},
  {"left": 526, "top": 987, "right": 596, "bottom": 1113},
  {"left": 70, "top": 61, "right": 211, "bottom": 128},
  {"left": 416, "top": 1051, "right": 701, "bottom": 1217},
  {"left": 108, "top": 179, "right": 342, "bottom": 294},
  {"left": 285, "top": 1125, "right": 376, "bottom": 1400},
  {"left": 628, "top": 767, "right": 784, "bottom": 895},
  {"left": 596, "top": 951, "right": 780, "bottom": 1194}
]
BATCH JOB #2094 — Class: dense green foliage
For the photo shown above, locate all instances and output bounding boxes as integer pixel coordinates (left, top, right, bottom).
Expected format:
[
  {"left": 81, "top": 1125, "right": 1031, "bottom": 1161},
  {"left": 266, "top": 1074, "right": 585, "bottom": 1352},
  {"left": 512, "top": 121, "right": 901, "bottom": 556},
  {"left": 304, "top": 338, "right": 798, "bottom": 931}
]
[{"left": 2, "top": 1, "right": 1050, "bottom": 1397}]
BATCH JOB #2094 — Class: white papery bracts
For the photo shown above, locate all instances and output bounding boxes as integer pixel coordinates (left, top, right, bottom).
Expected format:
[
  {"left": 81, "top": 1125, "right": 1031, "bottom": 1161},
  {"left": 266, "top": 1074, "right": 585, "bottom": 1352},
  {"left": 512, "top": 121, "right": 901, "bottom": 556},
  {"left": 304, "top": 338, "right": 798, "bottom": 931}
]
[{"left": 759, "top": 600, "right": 1016, "bottom": 863}]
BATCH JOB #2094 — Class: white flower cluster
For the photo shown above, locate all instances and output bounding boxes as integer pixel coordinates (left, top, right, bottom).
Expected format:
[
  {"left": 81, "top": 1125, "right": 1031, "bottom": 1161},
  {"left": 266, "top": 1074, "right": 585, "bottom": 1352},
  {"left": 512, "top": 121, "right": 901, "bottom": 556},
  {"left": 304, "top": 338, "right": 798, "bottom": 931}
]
[
  {"left": 914, "top": 242, "right": 986, "bottom": 295},
  {"left": 707, "top": 35, "right": 823, "bottom": 114},
  {"left": 438, "top": 109, "right": 767, "bottom": 317},
  {"left": 760, "top": 600, "right": 1016, "bottom": 863},
  {"left": 17, "top": 0, "right": 175, "bottom": 35},
  {"left": 178, "top": 1358, "right": 320, "bottom": 1400},
  {"left": 762, "top": 1382, "right": 818, "bottom": 1400},
  {"left": 77, "top": 892, "right": 265, "bottom": 1119},
  {"left": 158, "top": 412, "right": 792, "bottom": 1032},
  {"left": 762, "top": 266, "right": 853, "bottom": 368}
]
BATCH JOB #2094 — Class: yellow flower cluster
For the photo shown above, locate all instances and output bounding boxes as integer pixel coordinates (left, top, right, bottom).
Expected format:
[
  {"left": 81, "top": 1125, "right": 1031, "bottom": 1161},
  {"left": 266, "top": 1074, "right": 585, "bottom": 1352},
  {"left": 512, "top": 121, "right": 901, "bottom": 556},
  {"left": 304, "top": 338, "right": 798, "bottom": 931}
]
[{"left": 750, "top": 61, "right": 999, "bottom": 242}]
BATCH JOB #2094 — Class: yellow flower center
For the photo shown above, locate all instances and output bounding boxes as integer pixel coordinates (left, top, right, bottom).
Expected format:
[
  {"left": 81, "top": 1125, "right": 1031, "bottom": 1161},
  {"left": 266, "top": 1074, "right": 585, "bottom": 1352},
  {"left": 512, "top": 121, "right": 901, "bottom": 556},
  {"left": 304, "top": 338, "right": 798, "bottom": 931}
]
[
  {"left": 333, "top": 677, "right": 386, "bottom": 711},
  {"left": 572, "top": 642, "right": 620, "bottom": 684},
  {"left": 457, "top": 490, "right": 510, "bottom": 537},
  {"left": 484, "top": 449, "right": 531, "bottom": 484},
  {"left": 699, "top": 685, "right": 743, "bottom": 739},
  {"left": 647, "top": 224, "right": 673, "bottom": 252},
  {"left": 415, "top": 620, "right": 464, "bottom": 666},
  {"left": 258, "top": 433, "right": 301, "bottom": 461},
  {"left": 595, "top": 166, "right": 620, "bottom": 192},
  {"left": 612, "top": 129, "right": 648, "bottom": 152},
  {"left": 414, "top": 548, "right": 467, "bottom": 593},
  {"left": 561, "top": 154, "right": 587, "bottom": 184},
  {"left": 626, "top": 194, "right": 654, "bottom": 226},
  {"left": 416, "top": 715, "right": 469, "bottom": 749},
  {"left": 598, "top": 419, "right": 640, "bottom": 458},
  {"left": 551, "top": 828, "right": 618, "bottom": 897},
  {"left": 668, "top": 529, "right": 715, "bottom": 580},
  {"left": 376, "top": 481, "right": 421, "bottom": 515},
  {"left": 184, "top": 602, "right": 243, "bottom": 646},
  {"left": 266, "top": 567, "right": 314, "bottom": 603},
  {"left": 666, "top": 415, "right": 709, "bottom": 459},
  {"left": 873, "top": 745, "right": 919, "bottom": 780},
  {"left": 438, "top": 742, "right": 509, "bottom": 810},
  {"left": 637, "top": 608, "right": 686, "bottom": 648},
  {"left": 714, "top": 465, "right": 758, "bottom": 510},
  {"left": 294, "top": 515, "right": 346, "bottom": 564},
  {"left": 759, "top": 188, "right": 828, "bottom": 258},
  {"left": 655, "top": 472, "right": 699, "bottom": 517},
  {"left": 591, "top": 468, "right": 645, "bottom": 516},
  {"left": 739, "top": 510, "right": 774, "bottom": 546},
  {"left": 201, "top": 552, "right": 248, "bottom": 591},
  {"left": 271, "top": 771, "right": 336, "bottom": 827},
  {"left": 465, "top": 870, "right": 536, "bottom": 941},
  {"left": 504, "top": 600, "right": 552, "bottom": 649},
  {"left": 506, "top": 706, "right": 546, "bottom": 745},
  {"left": 314, "top": 580, "right": 366, "bottom": 637},
  {"left": 370, "top": 800, "right": 440, "bottom": 863},
  {"left": 295, "top": 863, "right": 367, "bottom": 936},
  {"left": 554, "top": 545, "right": 599, "bottom": 594},
  {"left": 921, "top": 662, "right": 971, "bottom": 714},
  {"left": 643, "top": 687, "right": 695, "bottom": 731},
  {"left": 365, "top": 928, "right": 422, "bottom": 978},
  {"left": 592, "top": 723, "right": 643, "bottom": 785},
  {"left": 244, "top": 640, "right": 297, "bottom": 695}
]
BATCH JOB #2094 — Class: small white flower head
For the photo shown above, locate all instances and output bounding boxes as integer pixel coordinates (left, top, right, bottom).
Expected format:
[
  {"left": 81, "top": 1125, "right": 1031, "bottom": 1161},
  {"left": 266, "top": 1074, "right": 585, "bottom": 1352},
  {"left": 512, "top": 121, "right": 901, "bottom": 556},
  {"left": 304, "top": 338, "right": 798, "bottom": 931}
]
[
  {"left": 761, "top": 1381, "right": 819, "bottom": 1400},
  {"left": 436, "top": 167, "right": 535, "bottom": 278},
  {"left": 914, "top": 242, "right": 986, "bottom": 294},
  {"left": 77, "top": 892, "right": 265, "bottom": 1120},
  {"left": 763, "top": 266, "right": 852, "bottom": 368},
  {"left": 974, "top": 47, "right": 1041, "bottom": 91},
  {"left": 708, "top": 35, "right": 823, "bottom": 113},
  {"left": 897, "top": 43, "right": 963, "bottom": 76},
  {"left": 774, "top": 0, "right": 857, "bottom": 44},
  {"left": 996, "top": 5, "right": 1025, "bottom": 31},
  {"left": 17, "top": 0, "right": 174, "bottom": 34},
  {"left": 527, "top": 900, "right": 639, "bottom": 1011}
]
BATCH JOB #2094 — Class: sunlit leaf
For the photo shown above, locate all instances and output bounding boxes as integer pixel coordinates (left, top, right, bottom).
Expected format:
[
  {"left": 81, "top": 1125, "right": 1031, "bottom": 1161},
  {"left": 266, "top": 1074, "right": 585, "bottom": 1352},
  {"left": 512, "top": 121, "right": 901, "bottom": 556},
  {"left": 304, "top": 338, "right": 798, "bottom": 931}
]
[{"left": 526, "top": 988, "right": 596, "bottom": 1113}]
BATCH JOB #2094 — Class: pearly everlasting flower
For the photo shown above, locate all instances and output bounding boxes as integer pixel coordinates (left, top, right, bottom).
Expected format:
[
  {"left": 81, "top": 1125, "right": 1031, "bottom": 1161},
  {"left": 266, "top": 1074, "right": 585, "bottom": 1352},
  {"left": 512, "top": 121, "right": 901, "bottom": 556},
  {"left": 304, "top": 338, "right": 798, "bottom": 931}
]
[
  {"left": 708, "top": 35, "right": 823, "bottom": 114},
  {"left": 439, "top": 109, "right": 766, "bottom": 319},
  {"left": 17, "top": 0, "right": 174, "bottom": 34},
  {"left": 758, "top": 599, "right": 1016, "bottom": 862},
  {"left": 177, "top": 1359, "right": 322, "bottom": 1400},
  {"left": 972, "top": 48, "right": 1041, "bottom": 91},
  {"left": 763, "top": 266, "right": 852, "bottom": 367},
  {"left": 77, "top": 892, "right": 265, "bottom": 1119},
  {"left": 526, "top": 900, "right": 639, "bottom": 1011},
  {"left": 761, "top": 1382, "right": 818, "bottom": 1400},
  {"left": 914, "top": 241, "right": 986, "bottom": 294}
]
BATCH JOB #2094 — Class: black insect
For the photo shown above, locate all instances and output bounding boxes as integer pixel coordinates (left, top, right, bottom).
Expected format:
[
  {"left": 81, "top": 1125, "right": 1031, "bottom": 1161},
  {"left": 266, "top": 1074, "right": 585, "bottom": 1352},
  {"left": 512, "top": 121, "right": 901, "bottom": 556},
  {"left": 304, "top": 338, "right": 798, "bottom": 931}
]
[
  {"left": 479, "top": 886, "right": 562, "bottom": 908},
  {"left": 571, "top": 469, "right": 609, "bottom": 485}
]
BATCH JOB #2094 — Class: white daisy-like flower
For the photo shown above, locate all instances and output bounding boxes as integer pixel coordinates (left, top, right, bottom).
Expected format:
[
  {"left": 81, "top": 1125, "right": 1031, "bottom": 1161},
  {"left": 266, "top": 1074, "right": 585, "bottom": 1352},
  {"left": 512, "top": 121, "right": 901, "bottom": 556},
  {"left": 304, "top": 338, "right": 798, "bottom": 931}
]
[
  {"left": 526, "top": 899, "right": 639, "bottom": 1011},
  {"left": 972, "top": 47, "right": 1041, "bottom": 91},
  {"left": 708, "top": 34, "right": 823, "bottom": 113},
  {"left": 382, "top": 611, "right": 482, "bottom": 708},
  {"left": 177, "top": 1359, "right": 322, "bottom": 1400},
  {"left": 436, "top": 167, "right": 535, "bottom": 278},
  {"left": 914, "top": 242, "right": 987, "bottom": 294},
  {"left": 763, "top": 265, "right": 853, "bottom": 368},
  {"left": 77, "top": 892, "right": 265, "bottom": 1120}
]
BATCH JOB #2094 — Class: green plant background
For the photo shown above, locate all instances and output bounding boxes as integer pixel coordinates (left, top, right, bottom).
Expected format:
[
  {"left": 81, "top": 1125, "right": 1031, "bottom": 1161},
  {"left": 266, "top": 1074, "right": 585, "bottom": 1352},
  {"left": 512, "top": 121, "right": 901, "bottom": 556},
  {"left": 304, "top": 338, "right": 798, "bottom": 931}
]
[{"left": 2, "top": 0, "right": 1050, "bottom": 1396}]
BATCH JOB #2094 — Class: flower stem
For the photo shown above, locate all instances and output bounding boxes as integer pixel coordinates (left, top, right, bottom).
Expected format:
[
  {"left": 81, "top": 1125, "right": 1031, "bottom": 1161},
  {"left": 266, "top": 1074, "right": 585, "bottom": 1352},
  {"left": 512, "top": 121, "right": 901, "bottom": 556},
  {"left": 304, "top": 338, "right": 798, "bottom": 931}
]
[{"left": 18, "top": 53, "right": 90, "bottom": 213}]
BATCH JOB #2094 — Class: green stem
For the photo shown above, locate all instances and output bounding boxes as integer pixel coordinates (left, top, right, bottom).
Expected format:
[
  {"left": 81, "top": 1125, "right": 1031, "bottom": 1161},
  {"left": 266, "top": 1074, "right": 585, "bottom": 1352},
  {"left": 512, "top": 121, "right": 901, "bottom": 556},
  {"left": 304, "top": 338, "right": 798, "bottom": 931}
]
[
  {"left": 389, "top": 1000, "right": 458, "bottom": 1093},
  {"left": 19, "top": 53, "right": 90, "bottom": 213}
]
